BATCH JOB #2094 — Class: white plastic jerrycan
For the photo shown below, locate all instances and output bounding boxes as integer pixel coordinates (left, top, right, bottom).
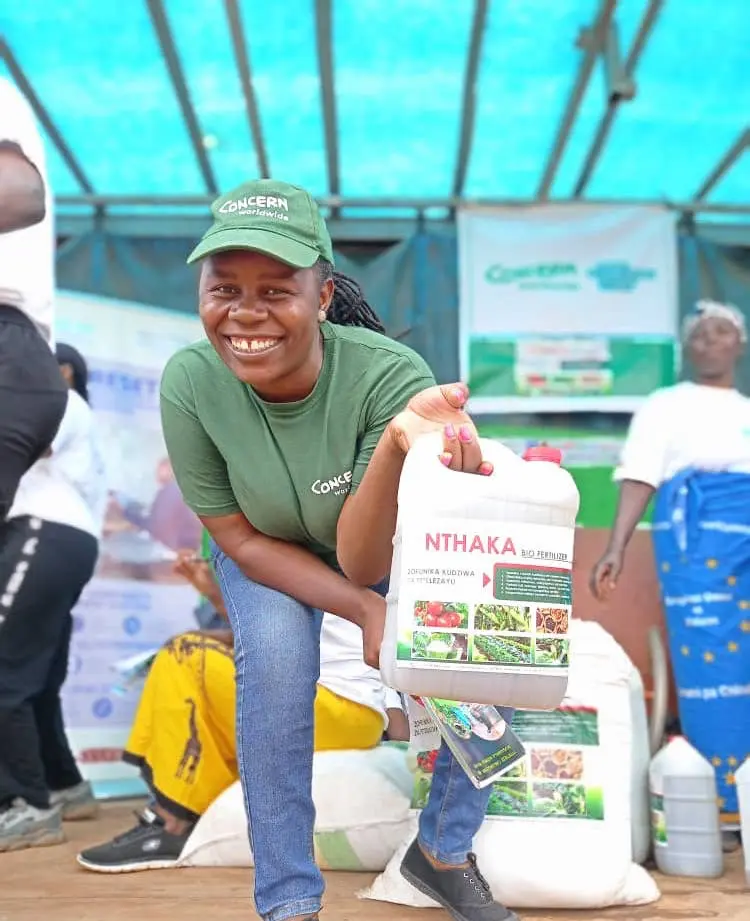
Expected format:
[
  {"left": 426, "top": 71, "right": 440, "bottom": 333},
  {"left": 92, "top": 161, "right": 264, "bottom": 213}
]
[
  {"left": 649, "top": 736, "right": 723, "bottom": 878},
  {"left": 380, "top": 433, "right": 580, "bottom": 709}
]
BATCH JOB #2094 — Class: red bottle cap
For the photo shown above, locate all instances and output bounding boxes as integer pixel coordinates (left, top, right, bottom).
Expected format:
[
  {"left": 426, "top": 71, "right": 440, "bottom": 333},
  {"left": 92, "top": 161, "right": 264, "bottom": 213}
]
[{"left": 523, "top": 445, "right": 562, "bottom": 465}]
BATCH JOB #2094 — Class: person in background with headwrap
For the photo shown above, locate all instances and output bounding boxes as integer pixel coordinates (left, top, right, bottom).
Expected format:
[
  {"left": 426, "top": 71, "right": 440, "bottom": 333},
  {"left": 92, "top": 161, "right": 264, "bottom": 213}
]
[
  {"left": 56, "top": 342, "right": 91, "bottom": 403},
  {"left": 590, "top": 299, "right": 750, "bottom": 848},
  {"left": 0, "top": 343, "right": 106, "bottom": 852}
]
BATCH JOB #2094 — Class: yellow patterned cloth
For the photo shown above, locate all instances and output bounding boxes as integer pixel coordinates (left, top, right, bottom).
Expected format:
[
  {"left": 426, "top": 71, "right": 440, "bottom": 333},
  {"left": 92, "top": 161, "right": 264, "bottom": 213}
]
[{"left": 123, "top": 631, "right": 385, "bottom": 820}]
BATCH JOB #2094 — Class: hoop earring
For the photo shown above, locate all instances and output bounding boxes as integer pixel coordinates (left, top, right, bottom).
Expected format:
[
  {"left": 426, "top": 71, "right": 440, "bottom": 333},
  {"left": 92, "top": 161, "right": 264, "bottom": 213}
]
[{"left": 318, "top": 309, "right": 327, "bottom": 323}]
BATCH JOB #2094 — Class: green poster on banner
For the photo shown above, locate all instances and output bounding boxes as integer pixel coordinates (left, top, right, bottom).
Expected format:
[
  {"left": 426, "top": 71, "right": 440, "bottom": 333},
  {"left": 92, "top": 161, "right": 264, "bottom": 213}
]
[
  {"left": 458, "top": 206, "right": 679, "bottom": 414},
  {"left": 468, "top": 337, "right": 676, "bottom": 401}
]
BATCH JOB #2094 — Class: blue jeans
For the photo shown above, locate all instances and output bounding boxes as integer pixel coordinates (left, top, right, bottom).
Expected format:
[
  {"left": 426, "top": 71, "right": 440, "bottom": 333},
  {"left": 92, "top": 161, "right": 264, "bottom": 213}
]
[{"left": 213, "top": 549, "right": 513, "bottom": 921}]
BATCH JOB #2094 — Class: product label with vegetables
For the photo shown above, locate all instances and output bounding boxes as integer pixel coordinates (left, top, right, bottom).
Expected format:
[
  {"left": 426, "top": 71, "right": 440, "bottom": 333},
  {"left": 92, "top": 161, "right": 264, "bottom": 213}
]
[
  {"left": 412, "top": 707, "right": 603, "bottom": 821},
  {"left": 397, "top": 517, "right": 573, "bottom": 673}
]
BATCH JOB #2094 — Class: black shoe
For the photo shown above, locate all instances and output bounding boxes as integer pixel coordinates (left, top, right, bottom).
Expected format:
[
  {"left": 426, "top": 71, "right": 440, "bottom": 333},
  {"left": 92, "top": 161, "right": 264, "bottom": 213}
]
[
  {"left": 400, "top": 838, "right": 519, "bottom": 921},
  {"left": 77, "top": 808, "right": 193, "bottom": 873}
]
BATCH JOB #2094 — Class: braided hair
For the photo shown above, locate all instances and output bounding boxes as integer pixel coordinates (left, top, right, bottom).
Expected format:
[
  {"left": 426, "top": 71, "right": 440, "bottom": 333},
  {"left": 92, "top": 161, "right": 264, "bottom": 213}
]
[{"left": 316, "top": 258, "right": 386, "bottom": 334}]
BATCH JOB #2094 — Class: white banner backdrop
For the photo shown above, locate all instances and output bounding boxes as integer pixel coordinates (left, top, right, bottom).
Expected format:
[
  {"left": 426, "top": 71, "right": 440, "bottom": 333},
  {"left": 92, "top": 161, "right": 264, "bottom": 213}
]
[
  {"left": 458, "top": 205, "right": 679, "bottom": 413},
  {"left": 56, "top": 291, "right": 204, "bottom": 795}
]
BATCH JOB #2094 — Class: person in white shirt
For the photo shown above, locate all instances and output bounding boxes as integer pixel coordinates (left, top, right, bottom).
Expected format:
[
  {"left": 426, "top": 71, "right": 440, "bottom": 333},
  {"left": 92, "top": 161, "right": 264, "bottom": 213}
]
[
  {"left": 589, "top": 299, "right": 750, "bottom": 850},
  {"left": 590, "top": 299, "right": 750, "bottom": 599},
  {"left": 0, "top": 78, "right": 68, "bottom": 521},
  {"left": 0, "top": 344, "right": 106, "bottom": 852},
  {"left": 77, "top": 554, "right": 408, "bottom": 874}
]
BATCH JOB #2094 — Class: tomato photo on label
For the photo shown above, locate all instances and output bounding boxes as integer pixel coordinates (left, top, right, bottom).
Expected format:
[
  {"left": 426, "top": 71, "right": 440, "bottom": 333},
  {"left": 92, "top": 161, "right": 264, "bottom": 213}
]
[{"left": 426, "top": 601, "right": 444, "bottom": 617}]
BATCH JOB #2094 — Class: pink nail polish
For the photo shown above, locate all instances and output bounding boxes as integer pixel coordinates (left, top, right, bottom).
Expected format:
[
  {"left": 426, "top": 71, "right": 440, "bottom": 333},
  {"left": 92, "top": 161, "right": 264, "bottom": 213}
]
[
  {"left": 452, "top": 388, "right": 465, "bottom": 404},
  {"left": 479, "top": 462, "right": 494, "bottom": 476},
  {"left": 439, "top": 453, "right": 452, "bottom": 467},
  {"left": 458, "top": 425, "right": 472, "bottom": 443},
  {"left": 444, "top": 424, "right": 456, "bottom": 439}
]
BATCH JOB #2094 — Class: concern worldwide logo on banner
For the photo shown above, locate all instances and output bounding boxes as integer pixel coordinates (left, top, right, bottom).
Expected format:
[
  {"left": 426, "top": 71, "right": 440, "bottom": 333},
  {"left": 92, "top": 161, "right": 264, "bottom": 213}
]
[
  {"left": 484, "top": 262, "right": 579, "bottom": 291},
  {"left": 484, "top": 260, "right": 657, "bottom": 293}
]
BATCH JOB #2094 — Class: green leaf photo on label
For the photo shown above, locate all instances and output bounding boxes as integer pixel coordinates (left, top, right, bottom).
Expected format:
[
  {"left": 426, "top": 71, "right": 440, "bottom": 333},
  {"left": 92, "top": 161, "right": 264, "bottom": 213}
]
[
  {"left": 483, "top": 780, "right": 604, "bottom": 820},
  {"left": 411, "top": 630, "right": 468, "bottom": 661},
  {"left": 529, "top": 782, "right": 604, "bottom": 820},
  {"left": 534, "top": 638, "right": 570, "bottom": 666},
  {"left": 471, "top": 634, "right": 533, "bottom": 665},
  {"left": 473, "top": 603, "right": 532, "bottom": 632},
  {"left": 487, "top": 781, "right": 532, "bottom": 817}
]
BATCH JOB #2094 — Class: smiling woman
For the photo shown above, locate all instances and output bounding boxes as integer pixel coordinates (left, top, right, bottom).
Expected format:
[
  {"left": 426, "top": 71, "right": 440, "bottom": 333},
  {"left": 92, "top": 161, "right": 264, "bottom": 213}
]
[
  {"left": 149, "top": 179, "right": 514, "bottom": 921},
  {"left": 199, "top": 250, "right": 331, "bottom": 402}
]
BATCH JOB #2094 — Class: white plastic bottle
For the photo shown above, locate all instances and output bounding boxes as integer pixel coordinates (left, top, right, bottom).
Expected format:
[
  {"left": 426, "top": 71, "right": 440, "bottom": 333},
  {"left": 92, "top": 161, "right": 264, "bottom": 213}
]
[
  {"left": 649, "top": 737, "right": 723, "bottom": 878},
  {"left": 736, "top": 757, "right": 750, "bottom": 885},
  {"left": 628, "top": 668, "right": 652, "bottom": 865},
  {"left": 380, "top": 434, "right": 580, "bottom": 709}
]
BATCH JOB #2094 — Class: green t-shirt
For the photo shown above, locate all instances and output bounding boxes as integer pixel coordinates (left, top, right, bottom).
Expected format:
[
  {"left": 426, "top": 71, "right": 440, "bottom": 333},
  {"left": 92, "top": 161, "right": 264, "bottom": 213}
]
[{"left": 160, "top": 322, "right": 436, "bottom": 570}]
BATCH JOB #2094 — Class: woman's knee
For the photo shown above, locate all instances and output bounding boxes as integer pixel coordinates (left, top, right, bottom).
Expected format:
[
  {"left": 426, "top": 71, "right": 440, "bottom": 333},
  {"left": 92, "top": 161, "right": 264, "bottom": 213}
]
[{"left": 213, "top": 557, "right": 321, "bottom": 685}]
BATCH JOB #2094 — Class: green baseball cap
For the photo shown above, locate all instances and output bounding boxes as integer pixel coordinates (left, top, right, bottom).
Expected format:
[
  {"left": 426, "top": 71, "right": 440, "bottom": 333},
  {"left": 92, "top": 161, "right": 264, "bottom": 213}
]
[{"left": 187, "top": 179, "right": 335, "bottom": 268}]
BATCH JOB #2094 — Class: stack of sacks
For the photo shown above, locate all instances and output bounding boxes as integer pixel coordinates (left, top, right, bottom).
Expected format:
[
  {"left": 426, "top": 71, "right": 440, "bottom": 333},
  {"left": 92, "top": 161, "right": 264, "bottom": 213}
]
[
  {"left": 179, "top": 619, "right": 658, "bottom": 912},
  {"left": 361, "top": 621, "right": 660, "bottom": 911}
]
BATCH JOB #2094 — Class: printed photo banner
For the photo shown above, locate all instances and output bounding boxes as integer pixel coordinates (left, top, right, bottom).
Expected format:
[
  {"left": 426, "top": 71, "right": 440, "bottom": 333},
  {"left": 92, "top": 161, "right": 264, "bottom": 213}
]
[
  {"left": 55, "top": 291, "right": 204, "bottom": 793},
  {"left": 458, "top": 205, "right": 679, "bottom": 413}
]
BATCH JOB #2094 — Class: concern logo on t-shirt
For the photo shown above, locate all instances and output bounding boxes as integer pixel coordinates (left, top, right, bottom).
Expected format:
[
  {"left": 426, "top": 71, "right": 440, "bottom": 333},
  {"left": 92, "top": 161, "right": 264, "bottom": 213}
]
[{"left": 311, "top": 469, "right": 352, "bottom": 497}]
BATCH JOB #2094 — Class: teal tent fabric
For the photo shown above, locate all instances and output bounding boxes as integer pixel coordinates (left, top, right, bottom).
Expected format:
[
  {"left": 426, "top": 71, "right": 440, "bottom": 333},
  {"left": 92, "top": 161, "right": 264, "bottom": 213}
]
[{"left": 55, "top": 222, "right": 749, "bottom": 392}]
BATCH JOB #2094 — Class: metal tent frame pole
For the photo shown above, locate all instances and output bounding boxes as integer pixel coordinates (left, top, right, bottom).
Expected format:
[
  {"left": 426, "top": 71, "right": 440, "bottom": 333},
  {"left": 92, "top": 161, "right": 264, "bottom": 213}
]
[
  {"left": 0, "top": 39, "right": 94, "bottom": 194},
  {"left": 224, "top": 0, "right": 270, "bottom": 178},
  {"left": 537, "top": 0, "right": 618, "bottom": 200},
  {"left": 145, "top": 0, "right": 218, "bottom": 195},
  {"left": 693, "top": 129, "right": 750, "bottom": 201},
  {"left": 315, "top": 0, "right": 341, "bottom": 214},
  {"left": 573, "top": 0, "right": 664, "bottom": 197},
  {"left": 452, "top": 0, "right": 490, "bottom": 199},
  {"left": 55, "top": 194, "right": 750, "bottom": 214}
]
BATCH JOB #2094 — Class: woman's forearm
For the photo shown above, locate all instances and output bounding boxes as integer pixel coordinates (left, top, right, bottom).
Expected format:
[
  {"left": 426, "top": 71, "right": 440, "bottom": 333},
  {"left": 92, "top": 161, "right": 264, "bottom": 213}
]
[
  {"left": 200, "top": 512, "right": 372, "bottom": 627},
  {"left": 608, "top": 479, "right": 655, "bottom": 553},
  {"left": 336, "top": 424, "right": 405, "bottom": 586}
]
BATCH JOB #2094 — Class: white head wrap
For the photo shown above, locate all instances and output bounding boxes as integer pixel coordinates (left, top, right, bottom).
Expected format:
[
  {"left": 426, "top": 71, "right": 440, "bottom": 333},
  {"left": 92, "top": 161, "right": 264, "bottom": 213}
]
[{"left": 682, "top": 299, "right": 747, "bottom": 344}]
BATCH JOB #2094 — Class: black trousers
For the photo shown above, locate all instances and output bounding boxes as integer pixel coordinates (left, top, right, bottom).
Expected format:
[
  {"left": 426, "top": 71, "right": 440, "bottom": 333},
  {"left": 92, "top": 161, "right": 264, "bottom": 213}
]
[
  {"left": 0, "top": 305, "right": 68, "bottom": 522},
  {"left": 0, "top": 517, "right": 98, "bottom": 809}
]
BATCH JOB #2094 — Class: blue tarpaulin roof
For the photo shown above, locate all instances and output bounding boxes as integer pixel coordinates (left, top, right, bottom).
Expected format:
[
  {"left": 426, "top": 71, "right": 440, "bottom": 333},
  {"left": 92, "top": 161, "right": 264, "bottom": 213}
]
[{"left": 1, "top": 0, "right": 749, "bottom": 221}]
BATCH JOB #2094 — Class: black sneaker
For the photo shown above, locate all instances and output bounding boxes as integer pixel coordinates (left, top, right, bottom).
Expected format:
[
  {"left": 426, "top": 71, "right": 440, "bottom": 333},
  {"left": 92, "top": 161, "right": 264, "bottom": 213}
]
[
  {"left": 77, "top": 808, "right": 193, "bottom": 873},
  {"left": 400, "top": 838, "right": 519, "bottom": 921}
]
